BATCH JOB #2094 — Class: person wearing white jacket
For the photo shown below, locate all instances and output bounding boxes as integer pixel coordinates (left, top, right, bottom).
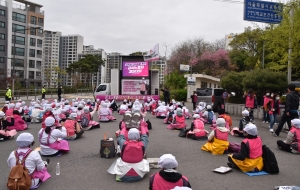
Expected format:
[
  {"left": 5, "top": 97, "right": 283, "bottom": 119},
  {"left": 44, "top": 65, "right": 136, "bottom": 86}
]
[{"left": 38, "top": 117, "right": 69, "bottom": 156}]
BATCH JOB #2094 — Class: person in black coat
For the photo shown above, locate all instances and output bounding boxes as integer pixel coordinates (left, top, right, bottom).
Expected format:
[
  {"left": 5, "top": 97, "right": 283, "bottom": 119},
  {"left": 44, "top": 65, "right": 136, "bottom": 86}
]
[
  {"left": 161, "top": 87, "right": 170, "bottom": 104},
  {"left": 58, "top": 85, "right": 62, "bottom": 102}
]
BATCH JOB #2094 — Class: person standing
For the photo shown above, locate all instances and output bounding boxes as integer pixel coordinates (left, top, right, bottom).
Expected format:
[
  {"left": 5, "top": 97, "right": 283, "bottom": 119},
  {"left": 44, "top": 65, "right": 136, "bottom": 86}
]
[
  {"left": 274, "top": 84, "right": 299, "bottom": 137},
  {"left": 262, "top": 91, "right": 271, "bottom": 123},
  {"left": 140, "top": 77, "right": 146, "bottom": 95},
  {"left": 243, "top": 88, "right": 257, "bottom": 119},
  {"left": 161, "top": 87, "right": 170, "bottom": 105},
  {"left": 5, "top": 87, "right": 12, "bottom": 102},
  {"left": 42, "top": 85, "right": 46, "bottom": 99},
  {"left": 191, "top": 91, "right": 198, "bottom": 111},
  {"left": 58, "top": 85, "right": 62, "bottom": 102}
]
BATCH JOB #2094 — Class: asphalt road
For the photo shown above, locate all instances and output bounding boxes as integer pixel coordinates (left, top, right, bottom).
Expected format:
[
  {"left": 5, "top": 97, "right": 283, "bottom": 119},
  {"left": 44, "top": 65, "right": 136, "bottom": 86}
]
[{"left": 0, "top": 102, "right": 299, "bottom": 190}]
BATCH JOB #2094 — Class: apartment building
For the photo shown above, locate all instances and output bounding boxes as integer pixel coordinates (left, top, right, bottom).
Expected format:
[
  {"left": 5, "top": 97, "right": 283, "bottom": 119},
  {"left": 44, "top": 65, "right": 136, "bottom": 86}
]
[
  {"left": 106, "top": 52, "right": 121, "bottom": 83},
  {"left": 59, "top": 34, "right": 83, "bottom": 86},
  {"left": 0, "top": 0, "right": 44, "bottom": 89},
  {"left": 151, "top": 59, "right": 166, "bottom": 85},
  {"left": 78, "top": 45, "right": 107, "bottom": 86},
  {"left": 43, "top": 30, "right": 61, "bottom": 87}
]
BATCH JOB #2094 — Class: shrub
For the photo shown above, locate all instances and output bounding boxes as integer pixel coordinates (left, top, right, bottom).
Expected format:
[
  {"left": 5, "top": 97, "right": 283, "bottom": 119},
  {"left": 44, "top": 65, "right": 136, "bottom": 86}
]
[{"left": 170, "top": 89, "right": 187, "bottom": 102}]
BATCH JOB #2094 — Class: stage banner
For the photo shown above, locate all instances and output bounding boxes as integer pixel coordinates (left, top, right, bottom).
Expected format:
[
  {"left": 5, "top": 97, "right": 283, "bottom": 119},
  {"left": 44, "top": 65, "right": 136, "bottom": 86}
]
[
  {"left": 121, "top": 79, "right": 149, "bottom": 95},
  {"left": 122, "top": 62, "right": 149, "bottom": 77},
  {"left": 144, "top": 44, "right": 159, "bottom": 61}
]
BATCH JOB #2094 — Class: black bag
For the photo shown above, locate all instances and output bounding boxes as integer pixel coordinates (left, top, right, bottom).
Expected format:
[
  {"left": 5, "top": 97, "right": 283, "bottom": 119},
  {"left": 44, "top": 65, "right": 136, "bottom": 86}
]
[
  {"left": 178, "top": 129, "right": 188, "bottom": 137},
  {"left": 100, "top": 133, "right": 116, "bottom": 158},
  {"left": 146, "top": 119, "right": 152, "bottom": 130},
  {"left": 262, "top": 145, "right": 279, "bottom": 174}
]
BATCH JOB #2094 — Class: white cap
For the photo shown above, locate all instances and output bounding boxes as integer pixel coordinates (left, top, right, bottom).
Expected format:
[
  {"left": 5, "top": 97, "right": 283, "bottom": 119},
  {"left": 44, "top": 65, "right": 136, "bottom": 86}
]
[
  {"left": 216, "top": 118, "right": 226, "bottom": 127},
  {"left": 242, "top": 109, "right": 249, "bottom": 116},
  {"left": 291, "top": 119, "right": 300, "bottom": 129},
  {"left": 16, "top": 132, "right": 34, "bottom": 148},
  {"left": 45, "top": 117, "right": 55, "bottom": 127},
  {"left": 0, "top": 111, "right": 5, "bottom": 119},
  {"left": 158, "top": 154, "right": 178, "bottom": 169},
  {"left": 244, "top": 123, "right": 258, "bottom": 136},
  {"left": 193, "top": 114, "right": 200, "bottom": 119},
  {"left": 207, "top": 105, "right": 211, "bottom": 109}
]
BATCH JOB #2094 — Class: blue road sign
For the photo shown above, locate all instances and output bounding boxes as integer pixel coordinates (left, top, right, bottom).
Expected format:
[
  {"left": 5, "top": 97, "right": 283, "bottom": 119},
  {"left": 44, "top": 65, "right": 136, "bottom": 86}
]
[{"left": 244, "top": 0, "right": 283, "bottom": 24}]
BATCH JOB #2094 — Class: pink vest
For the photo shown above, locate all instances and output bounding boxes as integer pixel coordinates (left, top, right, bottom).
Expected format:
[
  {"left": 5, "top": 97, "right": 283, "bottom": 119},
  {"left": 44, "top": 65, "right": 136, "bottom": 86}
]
[
  {"left": 214, "top": 128, "right": 228, "bottom": 141},
  {"left": 175, "top": 115, "right": 185, "bottom": 123},
  {"left": 245, "top": 95, "right": 255, "bottom": 108},
  {"left": 64, "top": 120, "right": 76, "bottom": 136},
  {"left": 151, "top": 173, "right": 189, "bottom": 190},
  {"left": 121, "top": 141, "right": 144, "bottom": 163},
  {"left": 242, "top": 137, "right": 263, "bottom": 159},
  {"left": 193, "top": 119, "right": 206, "bottom": 137},
  {"left": 290, "top": 127, "right": 300, "bottom": 152}
]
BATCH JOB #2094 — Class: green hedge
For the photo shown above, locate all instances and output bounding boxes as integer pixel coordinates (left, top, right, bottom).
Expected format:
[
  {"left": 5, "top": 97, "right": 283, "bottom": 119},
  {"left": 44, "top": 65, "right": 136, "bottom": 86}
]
[
  {"left": 227, "top": 95, "right": 245, "bottom": 104},
  {"left": 170, "top": 89, "right": 187, "bottom": 102}
]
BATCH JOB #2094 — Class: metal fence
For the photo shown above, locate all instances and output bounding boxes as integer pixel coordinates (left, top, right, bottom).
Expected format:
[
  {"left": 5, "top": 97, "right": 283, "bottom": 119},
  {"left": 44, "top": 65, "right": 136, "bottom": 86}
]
[
  {"left": 76, "top": 89, "right": 94, "bottom": 95},
  {"left": 0, "top": 89, "right": 64, "bottom": 100}
]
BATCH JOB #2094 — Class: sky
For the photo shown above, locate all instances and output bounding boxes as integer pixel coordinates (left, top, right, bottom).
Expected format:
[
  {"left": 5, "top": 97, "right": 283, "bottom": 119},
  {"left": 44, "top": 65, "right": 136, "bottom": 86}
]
[{"left": 36, "top": 0, "right": 262, "bottom": 55}]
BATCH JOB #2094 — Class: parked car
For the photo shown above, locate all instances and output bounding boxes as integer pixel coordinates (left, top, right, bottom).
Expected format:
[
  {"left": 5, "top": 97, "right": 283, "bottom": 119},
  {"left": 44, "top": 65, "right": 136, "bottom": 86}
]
[{"left": 196, "top": 88, "right": 226, "bottom": 112}]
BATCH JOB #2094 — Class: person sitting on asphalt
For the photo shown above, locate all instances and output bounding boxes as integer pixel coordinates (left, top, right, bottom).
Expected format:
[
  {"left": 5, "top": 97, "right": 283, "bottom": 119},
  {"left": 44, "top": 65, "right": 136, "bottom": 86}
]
[
  {"left": 194, "top": 102, "right": 206, "bottom": 115},
  {"left": 62, "top": 113, "right": 84, "bottom": 140},
  {"left": 31, "top": 104, "right": 46, "bottom": 123},
  {"left": 164, "top": 107, "right": 175, "bottom": 124},
  {"left": 227, "top": 124, "right": 264, "bottom": 172},
  {"left": 167, "top": 108, "right": 187, "bottom": 130},
  {"left": 202, "top": 105, "right": 214, "bottom": 124},
  {"left": 5, "top": 103, "right": 28, "bottom": 131},
  {"left": 202, "top": 118, "right": 229, "bottom": 155},
  {"left": 99, "top": 103, "right": 116, "bottom": 122},
  {"left": 232, "top": 110, "right": 255, "bottom": 137},
  {"left": 79, "top": 106, "right": 100, "bottom": 130},
  {"left": 186, "top": 114, "right": 208, "bottom": 140},
  {"left": 277, "top": 118, "right": 300, "bottom": 154},
  {"left": 38, "top": 117, "right": 70, "bottom": 157},
  {"left": 108, "top": 127, "right": 149, "bottom": 182},
  {"left": 149, "top": 154, "right": 191, "bottom": 190},
  {"left": 119, "top": 101, "right": 128, "bottom": 115},
  {"left": 182, "top": 106, "right": 192, "bottom": 119},
  {"left": 218, "top": 108, "right": 232, "bottom": 130},
  {"left": 155, "top": 102, "right": 168, "bottom": 119},
  {"left": 0, "top": 111, "right": 17, "bottom": 141},
  {"left": 7, "top": 132, "right": 51, "bottom": 189}
]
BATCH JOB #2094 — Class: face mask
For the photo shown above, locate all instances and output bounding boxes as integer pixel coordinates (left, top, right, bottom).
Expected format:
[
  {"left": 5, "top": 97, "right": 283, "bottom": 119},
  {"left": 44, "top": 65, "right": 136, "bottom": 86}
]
[
  {"left": 276, "top": 97, "right": 280, "bottom": 100},
  {"left": 271, "top": 95, "right": 274, "bottom": 97},
  {"left": 266, "top": 93, "right": 270, "bottom": 96}
]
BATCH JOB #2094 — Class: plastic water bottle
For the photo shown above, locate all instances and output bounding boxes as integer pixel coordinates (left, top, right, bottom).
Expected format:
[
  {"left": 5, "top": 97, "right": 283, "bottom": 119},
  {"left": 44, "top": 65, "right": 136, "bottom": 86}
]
[{"left": 56, "top": 162, "right": 60, "bottom": 175}]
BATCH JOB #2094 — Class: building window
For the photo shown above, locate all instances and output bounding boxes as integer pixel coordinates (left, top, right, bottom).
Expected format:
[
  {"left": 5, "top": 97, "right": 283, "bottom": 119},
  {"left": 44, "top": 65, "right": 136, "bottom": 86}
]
[
  {"left": 37, "top": 39, "right": 42, "bottom": 45},
  {"left": 30, "top": 16, "right": 36, "bottom": 24},
  {"left": 36, "top": 61, "right": 41, "bottom": 67},
  {"left": 38, "top": 29, "right": 43, "bottom": 35},
  {"left": 29, "top": 71, "right": 34, "bottom": 79},
  {"left": 38, "top": 18, "right": 43, "bottom": 24},
  {"left": 0, "top": 45, "right": 5, "bottom": 51},
  {"left": 12, "top": 47, "right": 25, "bottom": 56},
  {"left": 30, "top": 27, "right": 36, "bottom": 35},
  {"left": 12, "top": 12, "right": 26, "bottom": 23},
  {"left": 0, "top": 33, "right": 4, "bottom": 40},
  {"left": 29, "top": 49, "right": 35, "bottom": 57},
  {"left": 214, "top": 84, "right": 216, "bottom": 88},
  {"left": 30, "top": 38, "right": 36, "bottom": 46},
  {"left": 29, "top": 60, "right": 35, "bottom": 68},
  {"left": 12, "top": 24, "right": 25, "bottom": 34},
  {"left": 13, "top": 59, "right": 24, "bottom": 67},
  {"left": 37, "top": 50, "right": 42, "bottom": 56},
  {"left": 0, "top": 21, "right": 4, "bottom": 28},
  {"left": 0, "top": 57, "right": 4, "bottom": 63},
  {"left": 0, "top": 10, "right": 5, "bottom": 16},
  {"left": 12, "top": 36, "right": 25, "bottom": 45}
]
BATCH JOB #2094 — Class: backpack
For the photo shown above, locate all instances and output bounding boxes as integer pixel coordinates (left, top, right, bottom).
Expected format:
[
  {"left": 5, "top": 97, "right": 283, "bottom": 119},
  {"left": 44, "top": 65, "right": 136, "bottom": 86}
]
[
  {"left": 81, "top": 114, "right": 90, "bottom": 128},
  {"left": 146, "top": 119, "right": 152, "bottom": 130},
  {"left": 7, "top": 150, "right": 32, "bottom": 190},
  {"left": 207, "top": 111, "right": 213, "bottom": 124},
  {"left": 262, "top": 145, "right": 279, "bottom": 174}
]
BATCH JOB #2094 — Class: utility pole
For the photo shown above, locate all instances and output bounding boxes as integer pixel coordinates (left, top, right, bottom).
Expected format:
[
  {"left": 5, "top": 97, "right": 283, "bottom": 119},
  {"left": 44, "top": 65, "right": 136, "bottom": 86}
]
[
  {"left": 287, "top": 5, "right": 294, "bottom": 84},
  {"left": 262, "top": 41, "right": 265, "bottom": 69}
]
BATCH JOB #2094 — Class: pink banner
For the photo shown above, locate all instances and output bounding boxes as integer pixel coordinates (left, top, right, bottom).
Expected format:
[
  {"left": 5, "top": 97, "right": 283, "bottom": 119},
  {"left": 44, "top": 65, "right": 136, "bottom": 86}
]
[
  {"left": 95, "top": 95, "right": 159, "bottom": 101},
  {"left": 122, "top": 62, "right": 149, "bottom": 77}
]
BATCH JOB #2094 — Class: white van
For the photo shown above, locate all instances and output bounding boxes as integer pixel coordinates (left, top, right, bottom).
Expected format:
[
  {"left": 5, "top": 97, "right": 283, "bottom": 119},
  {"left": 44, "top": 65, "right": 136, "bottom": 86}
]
[{"left": 94, "top": 83, "right": 111, "bottom": 96}]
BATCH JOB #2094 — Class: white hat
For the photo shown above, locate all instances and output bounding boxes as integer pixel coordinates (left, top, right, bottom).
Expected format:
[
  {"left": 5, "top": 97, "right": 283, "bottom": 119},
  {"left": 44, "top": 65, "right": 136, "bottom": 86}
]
[
  {"left": 158, "top": 154, "right": 178, "bottom": 169},
  {"left": 69, "top": 113, "right": 77, "bottom": 119},
  {"left": 207, "top": 105, "right": 211, "bottom": 109},
  {"left": 78, "top": 104, "right": 84, "bottom": 108},
  {"left": 16, "top": 132, "right": 34, "bottom": 148},
  {"left": 199, "top": 102, "right": 204, "bottom": 106},
  {"left": 34, "top": 104, "right": 40, "bottom": 108},
  {"left": 242, "top": 109, "right": 249, "bottom": 116},
  {"left": 128, "top": 128, "right": 140, "bottom": 140},
  {"left": 45, "top": 117, "right": 55, "bottom": 127},
  {"left": 216, "top": 118, "right": 226, "bottom": 127},
  {"left": 291, "top": 119, "right": 300, "bottom": 129},
  {"left": 193, "top": 114, "right": 200, "bottom": 119},
  {"left": 0, "top": 111, "right": 5, "bottom": 119},
  {"left": 74, "top": 102, "right": 79, "bottom": 107},
  {"left": 83, "top": 106, "right": 89, "bottom": 113},
  {"left": 244, "top": 123, "right": 258, "bottom": 136},
  {"left": 176, "top": 108, "right": 183, "bottom": 116},
  {"left": 172, "top": 187, "right": 192, "bottom": 190}
]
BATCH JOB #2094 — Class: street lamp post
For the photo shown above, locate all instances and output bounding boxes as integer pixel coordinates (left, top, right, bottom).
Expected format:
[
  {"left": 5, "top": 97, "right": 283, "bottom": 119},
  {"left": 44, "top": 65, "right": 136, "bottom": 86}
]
[{"left": 11, "top": 26, "right": 40, "bottom": 100}]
